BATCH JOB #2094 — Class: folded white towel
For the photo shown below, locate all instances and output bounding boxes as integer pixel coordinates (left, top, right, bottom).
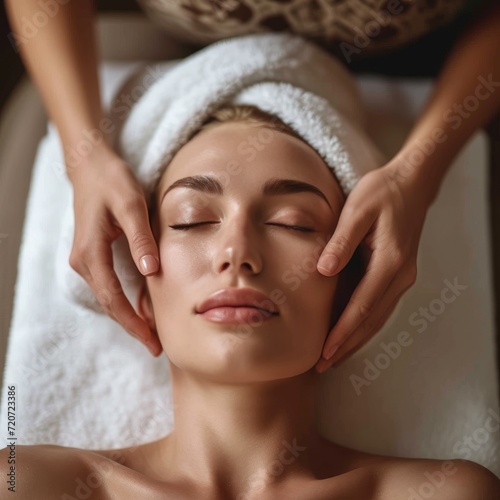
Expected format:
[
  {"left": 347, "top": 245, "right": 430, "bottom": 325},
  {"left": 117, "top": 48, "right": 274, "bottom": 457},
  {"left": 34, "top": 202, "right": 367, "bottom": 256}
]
[
  {"left": 120, "top": 33, "right": 384, "bottom": 196},
  {"left": 57, "top": 33, "right": 385, "bottom": 313}
]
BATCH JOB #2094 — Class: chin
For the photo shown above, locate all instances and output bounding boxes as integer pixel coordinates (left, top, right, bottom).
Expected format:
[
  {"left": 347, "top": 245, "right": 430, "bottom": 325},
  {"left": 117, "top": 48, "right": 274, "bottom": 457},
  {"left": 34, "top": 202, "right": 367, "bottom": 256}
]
[{"left": 169, "top": 347, "right": 320, "bottom": 384}]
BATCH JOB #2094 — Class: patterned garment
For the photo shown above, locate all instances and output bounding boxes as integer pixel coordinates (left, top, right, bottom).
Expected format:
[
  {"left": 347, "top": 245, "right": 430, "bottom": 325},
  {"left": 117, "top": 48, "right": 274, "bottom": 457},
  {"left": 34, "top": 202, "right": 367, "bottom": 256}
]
[{"left": 136, "top": 0, "right": 467, "bottom": 59}]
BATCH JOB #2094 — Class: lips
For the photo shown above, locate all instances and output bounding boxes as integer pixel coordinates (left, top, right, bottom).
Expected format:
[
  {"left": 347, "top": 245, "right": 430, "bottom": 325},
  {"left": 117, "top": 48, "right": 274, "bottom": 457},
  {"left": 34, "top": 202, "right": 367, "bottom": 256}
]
[{"left": 196, "top": 287, "right": 279, "bottom": 316}]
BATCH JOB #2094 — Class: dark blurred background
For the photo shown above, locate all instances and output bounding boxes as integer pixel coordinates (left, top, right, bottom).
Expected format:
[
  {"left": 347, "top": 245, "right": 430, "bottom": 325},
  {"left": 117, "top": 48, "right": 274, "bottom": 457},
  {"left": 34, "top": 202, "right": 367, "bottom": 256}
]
[{"left": 0, "top": 0, "right": 490, "bottom": 114}]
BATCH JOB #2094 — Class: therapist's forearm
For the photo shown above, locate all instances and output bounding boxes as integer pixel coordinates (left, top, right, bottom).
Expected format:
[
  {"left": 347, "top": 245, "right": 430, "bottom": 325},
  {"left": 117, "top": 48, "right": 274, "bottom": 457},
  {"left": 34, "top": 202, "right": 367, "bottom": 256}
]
[
  {"left": 5, "top": 0, "right": 107, "bottom": 178},
  {"left": 389, "top": 2, "right": 500, "bottom": 207}
]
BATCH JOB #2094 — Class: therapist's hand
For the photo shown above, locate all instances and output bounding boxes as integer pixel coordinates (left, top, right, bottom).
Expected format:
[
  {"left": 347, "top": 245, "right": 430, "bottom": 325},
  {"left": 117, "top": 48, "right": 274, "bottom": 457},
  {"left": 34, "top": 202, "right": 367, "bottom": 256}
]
[
  {"left": 314, "top": 162, "right": 433, "bottom": 373},
  {"left": 67, "top": 145, "right": 163, "bottom": 357}
]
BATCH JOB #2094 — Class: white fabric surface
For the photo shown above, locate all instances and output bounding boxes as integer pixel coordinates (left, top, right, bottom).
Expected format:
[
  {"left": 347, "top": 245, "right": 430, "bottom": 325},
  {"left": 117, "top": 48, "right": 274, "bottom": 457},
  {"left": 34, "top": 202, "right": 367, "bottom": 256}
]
[{"left": 0, "top": 63, "right": 498, "bottom": 477}]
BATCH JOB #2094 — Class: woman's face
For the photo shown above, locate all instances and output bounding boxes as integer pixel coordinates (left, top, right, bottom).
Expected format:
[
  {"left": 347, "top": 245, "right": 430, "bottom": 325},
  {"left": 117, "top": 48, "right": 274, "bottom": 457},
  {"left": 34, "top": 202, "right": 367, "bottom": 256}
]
[{"left": 139, "top": 121, "right": 345, "bottom": 382}]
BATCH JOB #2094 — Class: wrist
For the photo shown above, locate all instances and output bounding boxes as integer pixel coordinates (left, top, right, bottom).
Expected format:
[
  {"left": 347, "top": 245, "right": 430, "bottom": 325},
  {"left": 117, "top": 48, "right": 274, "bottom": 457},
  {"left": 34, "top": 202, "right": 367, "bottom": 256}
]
[
  {"left": 64, "top": 139, "right": 117, "bottom": 183},
  {"left": 384, "top": 146, "right": 445, "bottom": 208}
]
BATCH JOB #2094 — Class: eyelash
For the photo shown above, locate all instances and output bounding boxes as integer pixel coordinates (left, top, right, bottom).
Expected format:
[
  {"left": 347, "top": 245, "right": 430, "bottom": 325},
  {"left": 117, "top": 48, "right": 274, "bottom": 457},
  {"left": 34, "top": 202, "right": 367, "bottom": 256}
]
[{"left": 168, "top": 222, "right": 315, "bottom": 233}]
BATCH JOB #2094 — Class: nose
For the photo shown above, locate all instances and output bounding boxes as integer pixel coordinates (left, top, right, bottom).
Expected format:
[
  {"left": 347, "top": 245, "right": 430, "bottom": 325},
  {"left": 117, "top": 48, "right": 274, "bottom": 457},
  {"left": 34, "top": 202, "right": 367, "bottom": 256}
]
[{"left": 213, "top": 215, "right": 263, "bottom": 276}]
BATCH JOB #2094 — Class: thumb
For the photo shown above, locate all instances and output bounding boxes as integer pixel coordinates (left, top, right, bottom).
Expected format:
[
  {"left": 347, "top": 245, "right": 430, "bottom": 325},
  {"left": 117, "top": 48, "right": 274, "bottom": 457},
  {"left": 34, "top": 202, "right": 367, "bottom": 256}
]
[
  {"left": 317, "top": 210, "right": 372, "bottom": 276},
  {"left": 120, "top": 202, "right": 160, "bottom": 276}
]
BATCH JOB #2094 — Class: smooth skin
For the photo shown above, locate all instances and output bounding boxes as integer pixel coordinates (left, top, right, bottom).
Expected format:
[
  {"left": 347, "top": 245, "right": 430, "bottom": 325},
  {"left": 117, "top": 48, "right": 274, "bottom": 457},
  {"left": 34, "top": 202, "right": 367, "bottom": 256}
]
[
  {"left": 4, "top": 1, "right": 500, "bottom": 368},
  {"left": 1, "top": 122, "right": 499, "bottom": 499}
]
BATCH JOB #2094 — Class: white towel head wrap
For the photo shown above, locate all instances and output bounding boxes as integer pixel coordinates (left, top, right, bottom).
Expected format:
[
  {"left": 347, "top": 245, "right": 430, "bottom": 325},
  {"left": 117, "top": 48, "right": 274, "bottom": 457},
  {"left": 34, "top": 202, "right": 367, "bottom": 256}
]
[{"left": 57, "top": 33, "right": 385, "bottom": 313}]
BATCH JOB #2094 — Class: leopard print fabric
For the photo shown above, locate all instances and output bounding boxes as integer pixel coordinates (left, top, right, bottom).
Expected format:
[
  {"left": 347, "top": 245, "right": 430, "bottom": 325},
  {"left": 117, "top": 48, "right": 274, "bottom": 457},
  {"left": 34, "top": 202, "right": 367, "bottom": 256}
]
[{"left": 136, "top": 0, "right": 466, "bottom": 59}]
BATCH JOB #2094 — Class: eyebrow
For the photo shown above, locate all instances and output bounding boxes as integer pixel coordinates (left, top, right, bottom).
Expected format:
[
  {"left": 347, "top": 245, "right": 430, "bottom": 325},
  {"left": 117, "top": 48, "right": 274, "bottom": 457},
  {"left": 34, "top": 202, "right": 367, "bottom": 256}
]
[{"left": 159, "top": 175, "right": 333, "bottom": 210}]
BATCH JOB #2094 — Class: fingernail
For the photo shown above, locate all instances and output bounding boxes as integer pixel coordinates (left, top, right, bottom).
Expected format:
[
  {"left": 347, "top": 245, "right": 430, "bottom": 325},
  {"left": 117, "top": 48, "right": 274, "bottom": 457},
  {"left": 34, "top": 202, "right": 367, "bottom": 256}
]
[
  {"left": 318, "top": 255, "right": 338, "bottom": 275},
  {"left": 324, "top": 344, "right": 339, "bottom": 360},
  {"left": 140, "top": 255, "right": 158, "bottom": 275}
]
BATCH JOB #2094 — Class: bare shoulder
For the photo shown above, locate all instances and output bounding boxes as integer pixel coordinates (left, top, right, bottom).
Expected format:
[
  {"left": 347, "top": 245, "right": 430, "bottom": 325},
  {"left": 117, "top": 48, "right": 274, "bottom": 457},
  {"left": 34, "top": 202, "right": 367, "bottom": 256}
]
[
  {"left": 376, "top": 456, "right": 500, "bottom": 500},
  {"left": 0, "top": 443, "right": 110, "bottom": 499},
  {"left": 317, "top": 438, "right": 397, "bottom": 473}
]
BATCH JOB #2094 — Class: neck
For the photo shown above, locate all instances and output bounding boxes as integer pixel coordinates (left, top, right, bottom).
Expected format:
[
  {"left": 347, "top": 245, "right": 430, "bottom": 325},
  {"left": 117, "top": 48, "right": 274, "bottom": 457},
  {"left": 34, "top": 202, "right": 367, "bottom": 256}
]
[{"left": 156, "top": 366, "right": 323, "bottom": 497}]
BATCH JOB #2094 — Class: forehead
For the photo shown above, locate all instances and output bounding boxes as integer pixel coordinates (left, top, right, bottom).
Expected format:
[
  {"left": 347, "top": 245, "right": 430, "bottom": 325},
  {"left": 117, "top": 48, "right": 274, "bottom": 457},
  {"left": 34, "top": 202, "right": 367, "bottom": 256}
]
[{"left": 157, "top": 122, "right": 344, "bottom": 205}]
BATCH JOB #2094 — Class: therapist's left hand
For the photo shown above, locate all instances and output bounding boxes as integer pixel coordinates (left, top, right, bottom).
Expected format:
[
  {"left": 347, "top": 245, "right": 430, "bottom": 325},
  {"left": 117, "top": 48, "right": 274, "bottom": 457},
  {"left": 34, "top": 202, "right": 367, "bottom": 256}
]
[{"left": 314, "top": 162, "right": 433, "bottom": 373}]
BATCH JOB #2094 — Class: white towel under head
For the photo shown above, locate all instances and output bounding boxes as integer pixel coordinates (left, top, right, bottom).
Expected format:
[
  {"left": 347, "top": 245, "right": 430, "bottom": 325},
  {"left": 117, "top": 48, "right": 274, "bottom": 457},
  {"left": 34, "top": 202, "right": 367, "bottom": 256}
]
[{"left": 58, "top": 33, "right": 385, "bottom": 313}]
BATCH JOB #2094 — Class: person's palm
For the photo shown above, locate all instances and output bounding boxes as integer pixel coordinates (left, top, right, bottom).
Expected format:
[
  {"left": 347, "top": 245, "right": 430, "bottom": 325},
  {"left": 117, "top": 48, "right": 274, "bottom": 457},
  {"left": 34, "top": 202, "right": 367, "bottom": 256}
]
[
  {"left": 315, "top": 164, "right": 431, "bottom": 372},
  {"left": 68, "top": 146, "right": 162, "bottom": 356}
]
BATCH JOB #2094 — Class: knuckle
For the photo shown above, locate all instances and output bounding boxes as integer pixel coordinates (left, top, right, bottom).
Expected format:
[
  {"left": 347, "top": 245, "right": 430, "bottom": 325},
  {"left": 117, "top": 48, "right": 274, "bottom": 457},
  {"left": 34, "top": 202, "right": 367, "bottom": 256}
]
[
  {"left": 100, "top": 291, "right": 132, "bottom": 322},
  {"left": 130, "top": 231, "right": 152, "bottom": 253},
  {"left": 391, "top": 248, "right": 406, "bottom": 268},
  {"left": 104, "top": 274, "right": 123, "bottom": 295},
  {"left": 103, "top": 294, "right": 120, "bottom": 317},
  {"left": 95, "top": 286, "right": 113, "bottom": 310},
  {"left": 72, "top": 237, "right": 93, "bottom": 256},
  {"left": 69, "top": 243, "right": 91, "bottom": 271},
  {"left": 95, "top": 279, "right": 122, "bottom": 310},
  {"left": 68, "top": 252, "right": 81, "bottom": 271},
  {"left": 357, "top": 300, "right": 373, "bottom": 320},
  {"left": 119, "top": 196, "right": 143, "bottom": 216},
  {"left": 332, "top": 235, "right": 352, "bottom": 259}
]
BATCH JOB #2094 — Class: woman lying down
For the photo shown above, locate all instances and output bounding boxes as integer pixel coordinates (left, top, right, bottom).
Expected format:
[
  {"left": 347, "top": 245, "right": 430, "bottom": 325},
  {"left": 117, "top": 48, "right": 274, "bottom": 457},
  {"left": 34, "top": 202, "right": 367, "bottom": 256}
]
[{"left": 2, "top": 34, "right": 499, "bottom": 499}]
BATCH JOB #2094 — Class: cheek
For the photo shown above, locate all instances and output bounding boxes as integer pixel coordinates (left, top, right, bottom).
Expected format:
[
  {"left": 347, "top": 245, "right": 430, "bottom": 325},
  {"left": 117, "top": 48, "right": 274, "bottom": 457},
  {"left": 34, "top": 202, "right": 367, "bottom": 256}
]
[
  {"left": 290, "top": 275, "right": 338, "bottom": 338},
  {"left": 148, "top": 239, "right": 208, "bottom": 338},
  {"left": 273, "top": 239, "right": 339, "bottom": 343},
  {"left": 162, "top": 237, "right": 207, "bottom": 281}
]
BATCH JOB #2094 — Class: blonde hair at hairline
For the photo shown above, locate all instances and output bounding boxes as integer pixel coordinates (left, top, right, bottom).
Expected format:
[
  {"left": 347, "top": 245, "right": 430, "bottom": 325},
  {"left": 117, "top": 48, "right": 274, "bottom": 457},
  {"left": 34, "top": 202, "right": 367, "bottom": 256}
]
[{"left": 195, "top": 104, "right": 305, "bottom": 143}]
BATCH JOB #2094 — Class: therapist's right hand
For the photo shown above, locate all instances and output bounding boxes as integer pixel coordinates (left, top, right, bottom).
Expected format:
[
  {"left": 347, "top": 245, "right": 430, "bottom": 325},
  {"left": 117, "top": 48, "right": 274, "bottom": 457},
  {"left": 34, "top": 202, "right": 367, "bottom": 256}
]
[{"left": 66, "top": 145, "right": 163, "bottom": 357}]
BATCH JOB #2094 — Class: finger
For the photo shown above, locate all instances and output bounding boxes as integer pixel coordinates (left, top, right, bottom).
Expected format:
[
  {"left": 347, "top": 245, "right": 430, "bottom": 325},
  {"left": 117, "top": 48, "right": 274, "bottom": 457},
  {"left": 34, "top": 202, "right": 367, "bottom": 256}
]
[
  {"left": 329, "top": 289, "right": 404, "bottom": 368},
  {"left": 117, "top": 197, "right": 160, "bottom": 276},
  {"left": 316, "top": 283, "right": 405, "bottom": 373},
  {"left": 317, "top": 206, "right": 375, "bottom": 276},
  {"left": 321, "top": 250, "right": 398, "bottom": 360},
  {"left": 87, "top": 241, "right": 163, "bottom": 356},
  {"left": 338, "top": 263, "right": 416, "bottom": 358}
]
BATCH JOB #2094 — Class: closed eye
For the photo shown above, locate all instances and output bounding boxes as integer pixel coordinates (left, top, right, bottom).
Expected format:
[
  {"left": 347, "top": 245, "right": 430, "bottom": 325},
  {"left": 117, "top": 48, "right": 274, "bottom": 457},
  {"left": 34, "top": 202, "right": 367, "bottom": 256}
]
[
  {"left": 266, "top": 223, "right": 315, "bottom": 233},
  {"left": 169, "top": 222, "right": 217, "bottom": 230},
  {"left": 169, "top": 222, "right": 315, "bottom": 232}
]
